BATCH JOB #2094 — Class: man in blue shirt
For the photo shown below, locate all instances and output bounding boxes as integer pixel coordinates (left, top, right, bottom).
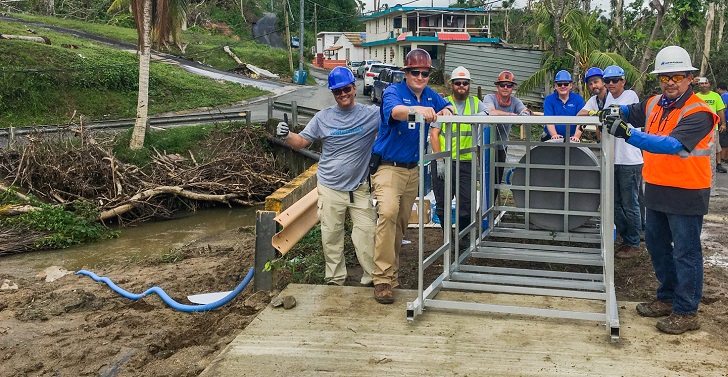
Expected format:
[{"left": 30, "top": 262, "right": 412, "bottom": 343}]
[
  {"left": 370, "top": 49, "right": 454, "bottom": 304},
  {"left": 543, "top": 70, "right": 585, "bottom": 142}
]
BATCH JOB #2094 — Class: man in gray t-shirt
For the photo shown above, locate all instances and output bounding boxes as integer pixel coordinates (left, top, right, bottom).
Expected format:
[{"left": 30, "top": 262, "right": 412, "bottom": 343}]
[
  {"left": 276, "top": 67, "right": 378, "bottom": 286},
  {"left": 482, "top": 71, "right": 532, "bottom": 191}
]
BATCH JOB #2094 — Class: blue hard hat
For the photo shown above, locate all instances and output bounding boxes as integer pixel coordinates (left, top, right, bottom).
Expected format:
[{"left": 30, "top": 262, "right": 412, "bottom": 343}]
[
  {"left": 603, "top": 65, "right": 625, "bottom": 79},
  {"left": 328, "top": 66, "right": 356, "bottom": 90},
  {"left": 584, "top": 67, "right": 604, "bottom": 83},
  {"left": 554, "top": 70, "right": 572, "bottom": 83}
]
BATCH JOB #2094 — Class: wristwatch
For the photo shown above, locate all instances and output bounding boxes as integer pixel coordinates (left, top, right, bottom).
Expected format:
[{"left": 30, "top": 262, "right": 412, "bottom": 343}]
[{"left": 408, "top": 106, "right": 416, "bottom": 115}]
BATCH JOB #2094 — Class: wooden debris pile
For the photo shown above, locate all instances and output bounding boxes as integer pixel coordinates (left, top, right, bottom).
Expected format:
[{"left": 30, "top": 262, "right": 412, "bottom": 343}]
[{"left": 0, "top": 125, "right": 290, "bottom": 225}]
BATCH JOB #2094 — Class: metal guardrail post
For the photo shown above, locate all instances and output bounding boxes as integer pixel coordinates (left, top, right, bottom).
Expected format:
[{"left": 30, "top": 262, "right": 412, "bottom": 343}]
[
  {"left": 291, "top": 101, "right": 298, "bottom": 129},
  {"left": 245, "top": 111, "right": 251, "bottom": 128},
  {"left": 268, "top": 97, "right": 274, "bottom": 121},
  {"left": 254, "top": 210, "right": 277, "bottom": 291}
]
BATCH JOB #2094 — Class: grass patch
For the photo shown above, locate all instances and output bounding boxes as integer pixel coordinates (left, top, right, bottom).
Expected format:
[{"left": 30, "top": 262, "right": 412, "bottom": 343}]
[
  {"left": 0, "top": 19, "right": 267, "bottom": 127},
  {"left": 8, "top": 12, "right": 298, "bottom": 77},
  {"left": 113, "top": 124, "right": 217, "bottom": 166}
]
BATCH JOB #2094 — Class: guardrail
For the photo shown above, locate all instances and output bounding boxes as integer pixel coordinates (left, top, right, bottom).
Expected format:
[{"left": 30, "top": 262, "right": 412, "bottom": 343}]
[
  {"left": 267, "top": 99, "right": 319, "bottom": 128},
  {"left": 0, "top": 110, "right": 251, "bottom": 143}
]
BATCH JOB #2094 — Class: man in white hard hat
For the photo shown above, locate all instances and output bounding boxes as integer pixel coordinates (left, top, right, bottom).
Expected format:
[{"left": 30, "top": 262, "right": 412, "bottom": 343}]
[
  {"left": 429, "top": 66, "right": 485, "bottom": 247},
  {"left": 597, "top": 46, "right": 717, "bottom": 334}
]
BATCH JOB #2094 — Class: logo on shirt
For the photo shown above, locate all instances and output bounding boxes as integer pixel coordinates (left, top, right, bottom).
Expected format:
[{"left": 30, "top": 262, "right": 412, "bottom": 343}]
[
  {"left": 331, "top": 125, "right": 364, "bottom": 136},
  {"left": 402, "top": 98, "right": 413, "bottom": 105}
]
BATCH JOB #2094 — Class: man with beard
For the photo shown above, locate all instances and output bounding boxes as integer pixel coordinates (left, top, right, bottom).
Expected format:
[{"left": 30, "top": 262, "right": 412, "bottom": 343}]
[
  {"left": 429, "top": 66, "right": 486, "bottom": 243},
  {"left": 481, "top": 70, "right": 532, "bottom": 188}
]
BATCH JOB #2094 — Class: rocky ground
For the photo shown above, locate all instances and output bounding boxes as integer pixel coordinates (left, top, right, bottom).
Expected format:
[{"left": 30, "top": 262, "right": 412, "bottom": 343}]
[{"left": 1, "top": 195, "right": 727, "bottom": 376}]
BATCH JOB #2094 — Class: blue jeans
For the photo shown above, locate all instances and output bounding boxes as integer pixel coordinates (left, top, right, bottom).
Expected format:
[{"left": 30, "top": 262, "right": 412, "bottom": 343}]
[
  {"left": 644, "top": 208, "right": 704, "bottom": 315},
  {"left": 614, "top": 164, "right": 642, "bottom": 247}
]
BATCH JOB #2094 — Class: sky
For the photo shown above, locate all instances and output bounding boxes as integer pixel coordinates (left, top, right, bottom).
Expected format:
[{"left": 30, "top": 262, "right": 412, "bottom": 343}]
[{"left": 363, "top": 0, "right": 627, "bottom": 13}]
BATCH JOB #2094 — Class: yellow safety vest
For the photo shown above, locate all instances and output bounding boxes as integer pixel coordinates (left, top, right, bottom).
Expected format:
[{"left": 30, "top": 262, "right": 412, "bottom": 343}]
[{"left": 440, "top": 95, "right": 479, "bottom": 161}]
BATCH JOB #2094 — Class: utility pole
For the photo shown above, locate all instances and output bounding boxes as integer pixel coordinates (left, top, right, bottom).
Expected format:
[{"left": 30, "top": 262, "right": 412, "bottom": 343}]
[
  {"left": 283, "top": 0, "right": 293, "bottom": 73},
  {"left": 299, "top": 0, "right": 304, "bottom": 72},
  {"left": 314, "top": 4, "right": 317, "bottom": 39}
]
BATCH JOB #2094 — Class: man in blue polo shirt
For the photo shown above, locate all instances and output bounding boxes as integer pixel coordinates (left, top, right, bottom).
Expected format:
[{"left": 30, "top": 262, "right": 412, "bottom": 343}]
[
  {"left": 370, "top": 48, "right": 454, "bottom": 304},
  {"left": 543, "top": 70, "right": 585, "bottom": 142}
]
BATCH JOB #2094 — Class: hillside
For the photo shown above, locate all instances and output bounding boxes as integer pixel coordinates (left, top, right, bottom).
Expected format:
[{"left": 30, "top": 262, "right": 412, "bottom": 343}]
[{"left": 0, "top": 17, "right": 274, "bottom": 127}]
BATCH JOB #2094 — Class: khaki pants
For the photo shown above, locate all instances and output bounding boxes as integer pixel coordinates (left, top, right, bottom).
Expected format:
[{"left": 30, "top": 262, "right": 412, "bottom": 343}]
[
  {"left": 370, "top": 165, "right": 419, "bottom": 286},
  {"left": 317, "top": 182, "right": 376, "bottom": 285}
]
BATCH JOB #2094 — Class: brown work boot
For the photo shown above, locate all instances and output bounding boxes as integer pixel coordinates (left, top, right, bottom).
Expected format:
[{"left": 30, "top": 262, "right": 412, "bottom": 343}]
[
  {"left": 636, "top": 300, "right": 672, "bottom": 317},
  {"left": 373, "top": 283, "right": 394, "bottom": 304},
  {"left": 615, "top": 245, "right": 641, "bottom": 259},
  {"left": 656, "top": 313, "right": 700, "bottom": 334}
]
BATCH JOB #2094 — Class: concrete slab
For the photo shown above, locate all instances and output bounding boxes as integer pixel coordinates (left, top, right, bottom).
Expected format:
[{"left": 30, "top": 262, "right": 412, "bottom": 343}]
[{"left": 201, "top": 285, "right": 728, "bottom": 377}]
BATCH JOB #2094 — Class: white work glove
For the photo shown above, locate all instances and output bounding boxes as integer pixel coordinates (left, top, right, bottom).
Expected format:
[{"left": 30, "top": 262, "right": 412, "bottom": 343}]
[
  {"left": 518, "top": 109, "right": 532, "bottom": 116},
  {"left": 276, "top": 122, "right": 290, "bottom": 139},
  {"left": 436, "top": 159, "right": 445, "bottom": 179}
]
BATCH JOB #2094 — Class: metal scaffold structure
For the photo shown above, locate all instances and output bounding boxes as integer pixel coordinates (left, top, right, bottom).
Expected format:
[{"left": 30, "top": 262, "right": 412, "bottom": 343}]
[{"left": 406, "top": 113, "right": 620, "bottom": 341}]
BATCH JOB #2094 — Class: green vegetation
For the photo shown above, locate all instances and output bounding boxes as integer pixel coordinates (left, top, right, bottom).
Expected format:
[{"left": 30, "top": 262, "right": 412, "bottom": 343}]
[
  {"left": 0, "top": 192, "right": 119, "bottom": 249},
  {"left": 264, "top": 220, "right": 361, "bottom": 285},
  {"left": 112, "top": 124, "right": 218, "bottom": 166},
  {"left": 0, "top": 19, "right": 267, "bottom": 127}
]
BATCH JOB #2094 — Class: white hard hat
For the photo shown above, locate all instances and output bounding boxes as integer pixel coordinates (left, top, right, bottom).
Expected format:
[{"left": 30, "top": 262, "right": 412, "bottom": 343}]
[
  {"left": 650, "top": 46, "right": 697, "bottom": 74},
  {"left": 451, "top": 66, "right": 471, "bottom": 81}
]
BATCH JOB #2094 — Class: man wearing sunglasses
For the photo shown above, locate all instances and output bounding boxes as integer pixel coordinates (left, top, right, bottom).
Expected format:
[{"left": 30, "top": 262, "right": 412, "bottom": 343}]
[
  {"left": 370, "top": 48, "right": 454, "bottom": 304},
  {"left": 598, "top": 46, "right": 717, "bottom": 335},
  {"left": 543, "top": 70, "right": 585, "bottom": 142},
  {"left": 585, "top": 65, "right": 643, "bottom": 259},
  {"left": 276, "top": 66, "right": 379, "bottom": 287},
  {"left": 482, "top": 70, "right": 532, "bottom": 189},
  {"left": 429, "top": 66, "right": 485, "bottom": 245}
]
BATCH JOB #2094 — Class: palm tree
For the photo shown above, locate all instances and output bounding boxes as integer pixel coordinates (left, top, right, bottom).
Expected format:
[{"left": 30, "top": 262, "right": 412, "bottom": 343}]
[
  {"left": 518, "top": 8, "right": 642, "bottom": 98},
  {"left": 108, "top": 0, "right": 188, "bottom": 150}
]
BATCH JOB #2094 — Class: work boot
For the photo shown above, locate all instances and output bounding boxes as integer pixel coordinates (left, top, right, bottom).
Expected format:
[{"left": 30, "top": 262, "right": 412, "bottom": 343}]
[
  {"left": 656, "top": 313, "right": 700, "bottom": 334},
  {"left": 373, "top": 283, "right": 394, "bottom": 304},
  {"left": 717, "top": 164, "right": 727, "bottom": 173},
  {"left": 636, "top": 300, "right": 672, "bottom": 317},
  {"left": 615, "top": 245, "right": 641, "bottom": 259}
]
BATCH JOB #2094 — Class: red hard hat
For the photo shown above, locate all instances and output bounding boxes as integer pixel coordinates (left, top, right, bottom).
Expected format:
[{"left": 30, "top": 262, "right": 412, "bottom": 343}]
[
  {"left": 494, "top": 70, "right": 516, "bottom": 85},
  {"left": 403, "top": 48, "right": 433, "bottom": 70}
]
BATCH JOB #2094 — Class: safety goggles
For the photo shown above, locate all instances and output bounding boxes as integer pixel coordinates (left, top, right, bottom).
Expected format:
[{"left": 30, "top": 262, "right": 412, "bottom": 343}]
[
  {"left": 657, "top": 74, "right": 686, "bottom": 83},
  {"left": 497, "top": 83, "right": 515, "bottom": 88},
  {"left": 408, "top": 70, "right": 431, "bottom": 78},
  {"left": 604, "top": 78, "right": 623, "bottom": 84},
  {"left": 452, "top": 80, "right": 470, "bottom": 87},
  {"left": 555, "top": 82, "right": 571, "bottom": 88},
  {"left": 331, "top": 85, "right": 354, "bottom": 95}
]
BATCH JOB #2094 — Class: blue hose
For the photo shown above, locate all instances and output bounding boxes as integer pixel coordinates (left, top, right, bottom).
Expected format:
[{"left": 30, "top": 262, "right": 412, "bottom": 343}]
[{"left": 76, "top": 267, "right": 255, "bottom": 312}]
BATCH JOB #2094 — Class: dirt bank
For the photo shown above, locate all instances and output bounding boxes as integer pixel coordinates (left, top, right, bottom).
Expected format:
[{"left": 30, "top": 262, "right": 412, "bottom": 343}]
[{"left": 1, "top": 197, "right": 728, "bottom": 376}]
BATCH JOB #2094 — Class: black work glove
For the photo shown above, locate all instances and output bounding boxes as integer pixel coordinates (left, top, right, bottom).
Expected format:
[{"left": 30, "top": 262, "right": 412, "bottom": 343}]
[{"left": 606, "top": 116, "right": 631, "bottom": 141}]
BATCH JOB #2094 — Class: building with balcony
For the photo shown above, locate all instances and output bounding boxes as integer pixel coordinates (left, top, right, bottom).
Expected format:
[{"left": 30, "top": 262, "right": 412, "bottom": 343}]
[
  {"left": 358, "top": 5, "right": 546, "bottom": 106},
  {"left": 358, "top": 5, "right": 502, "bottom": 68}
]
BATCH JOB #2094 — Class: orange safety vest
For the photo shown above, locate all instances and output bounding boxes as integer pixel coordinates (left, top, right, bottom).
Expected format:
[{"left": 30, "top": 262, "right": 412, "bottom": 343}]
[{"left": 642, "top": 93, "right": 717, "bottom": 189}]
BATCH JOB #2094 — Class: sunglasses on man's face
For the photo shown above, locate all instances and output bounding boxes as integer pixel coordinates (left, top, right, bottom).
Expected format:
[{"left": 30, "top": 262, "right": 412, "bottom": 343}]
[
  {"left": 657, "top": 74, "right": 687, "bottom": 84},
  {"left": 555, "top": 82, "right": 571, "bottom": 88},
  {"left": 409, "top": 70, "right": 431, "bottom": 78},
  {"left": 604, "top": 78, "right": 623, "bottom": 84},
  {"left": 498, "top": 83, "right": 515, "bottom": 89},
  {"left": 332, "top": 85, "right": 354, "bottom": 95},
  {"left": 452, "top": 80, "right": 470, "bottom": 87}
]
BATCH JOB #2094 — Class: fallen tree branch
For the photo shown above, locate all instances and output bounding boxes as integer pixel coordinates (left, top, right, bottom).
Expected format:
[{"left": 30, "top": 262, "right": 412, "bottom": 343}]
[
  {"left": 0, "top": 203, "right": 41, "bottom": 217},
  {"left": 0, "top": 34, "right": 51, "bottom": 44},
  {"left": 99, "top": 186, "right": 242, "bottom": 221}
]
